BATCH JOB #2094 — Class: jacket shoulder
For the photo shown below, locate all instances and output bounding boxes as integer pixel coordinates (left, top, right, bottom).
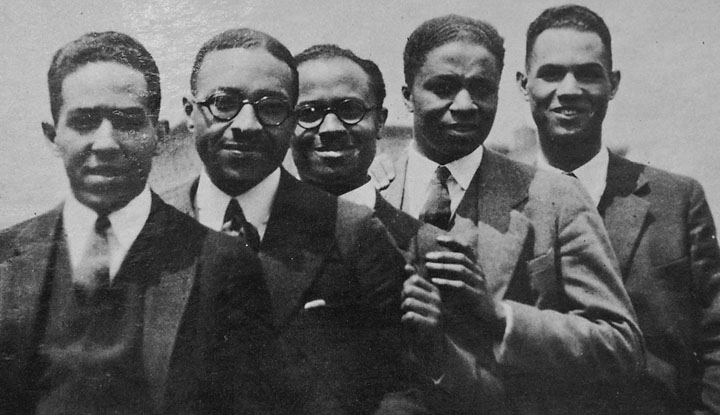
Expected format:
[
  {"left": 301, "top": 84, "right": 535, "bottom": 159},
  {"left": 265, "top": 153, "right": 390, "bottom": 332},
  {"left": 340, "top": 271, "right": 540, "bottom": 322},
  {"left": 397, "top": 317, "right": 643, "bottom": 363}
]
[{"left": 0, "top": 208, "right": 61, "bottom": 261}]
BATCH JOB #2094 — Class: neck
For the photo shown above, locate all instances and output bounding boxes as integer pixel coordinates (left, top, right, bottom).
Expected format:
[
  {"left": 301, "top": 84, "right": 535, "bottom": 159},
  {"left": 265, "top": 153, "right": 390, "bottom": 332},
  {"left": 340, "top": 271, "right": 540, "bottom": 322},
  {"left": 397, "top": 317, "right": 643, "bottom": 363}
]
[
  {"left": 316, "top": 175, "right": 370, "bottom": 197},
  {"left": 539, "top": 134, "right": 602, "bottom": 172}
]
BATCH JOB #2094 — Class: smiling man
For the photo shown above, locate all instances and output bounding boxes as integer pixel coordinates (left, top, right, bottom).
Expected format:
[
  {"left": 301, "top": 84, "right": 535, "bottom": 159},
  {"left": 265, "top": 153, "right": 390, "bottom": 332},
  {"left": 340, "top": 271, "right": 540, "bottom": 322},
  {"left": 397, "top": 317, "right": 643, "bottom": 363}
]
[
  {"left": 379, "top": 14, "right": 643, "bottom": 414},
  {"left": 518, "top": 5, "right": 720, "bottom": 414},
  {"left": 162, "top": 29, "right": 436, "bottom": 414},
  {"left": 0, "top": 31, "right": 269, "bottom": 414}
]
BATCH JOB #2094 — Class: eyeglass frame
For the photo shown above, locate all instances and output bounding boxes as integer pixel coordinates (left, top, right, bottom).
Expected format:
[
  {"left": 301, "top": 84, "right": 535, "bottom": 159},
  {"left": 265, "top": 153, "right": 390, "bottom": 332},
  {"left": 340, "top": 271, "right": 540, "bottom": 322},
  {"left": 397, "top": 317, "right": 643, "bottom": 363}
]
[
  {"left": 295, "top": 98, "right": 377, "bottom": 130},
  {"left": 191, "top": 93, "right": 293, "bottom": 126}
]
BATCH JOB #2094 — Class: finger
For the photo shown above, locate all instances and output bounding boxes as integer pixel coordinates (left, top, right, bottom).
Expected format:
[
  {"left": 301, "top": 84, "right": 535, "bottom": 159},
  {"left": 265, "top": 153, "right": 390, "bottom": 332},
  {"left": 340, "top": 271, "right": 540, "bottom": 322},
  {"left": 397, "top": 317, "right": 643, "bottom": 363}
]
[
  {"left": 401, "top": 297, "right": 441, "bottom": 318},
  {"left": 401, "top": 311, "right": 441, "bottom": 329},
  {"left": 404, "top": 263, "right": 416, "bottom": 277},
  {"left": 404, "top": 273, "right": 439, "bottom": 293},
  {"left": 402, "top": 283, "right": 441, "bottom": 306},
  {"left": 425, "top": 250, "right": 477, "bottom": 268},
  {"left": 436, "top": 235, "right": 475, "bottom": 257},
  {"left": 431, "top": 278, "right": 466, "bottom": 289},
  {"left": 426, "top": 262, "right": 484, "bottom": 286}
]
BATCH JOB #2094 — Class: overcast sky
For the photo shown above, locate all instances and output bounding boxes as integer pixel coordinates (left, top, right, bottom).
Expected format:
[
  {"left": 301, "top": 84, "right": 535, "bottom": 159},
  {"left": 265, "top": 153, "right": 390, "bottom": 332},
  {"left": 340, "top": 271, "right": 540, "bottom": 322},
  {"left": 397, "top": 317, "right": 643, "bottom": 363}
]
[{"left": 1, "top": 0, "right": 719, "bottom": 227}]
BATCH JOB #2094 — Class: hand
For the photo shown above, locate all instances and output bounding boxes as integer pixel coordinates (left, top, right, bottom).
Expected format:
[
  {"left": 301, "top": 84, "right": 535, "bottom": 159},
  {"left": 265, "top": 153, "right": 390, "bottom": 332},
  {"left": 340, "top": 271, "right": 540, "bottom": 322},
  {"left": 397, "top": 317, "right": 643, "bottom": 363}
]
[
  {"left": 369, "top": 153, "right": 396, "bottom": 191},
  {"left": 425, "top": 236, "right": 507, "bottom": 341},
  {"left": 401, "top": 264, "right": 448, "bottom": 373}
]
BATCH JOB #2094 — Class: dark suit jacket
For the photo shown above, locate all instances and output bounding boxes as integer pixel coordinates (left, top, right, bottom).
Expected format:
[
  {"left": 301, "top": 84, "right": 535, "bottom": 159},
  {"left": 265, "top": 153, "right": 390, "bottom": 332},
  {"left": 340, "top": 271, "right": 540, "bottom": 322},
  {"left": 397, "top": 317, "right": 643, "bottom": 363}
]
[
  {"left": 597, "top": 152, "right": 720, "bottom": 415},
  {"left": 163, "top": 170, "right": 431, "bottom": 415},
  {"left": 0, "top": 194, "right": 271, "bottom": 415},
  {"left": 381, "top": 148, "right": 644, "bottom": 414}
]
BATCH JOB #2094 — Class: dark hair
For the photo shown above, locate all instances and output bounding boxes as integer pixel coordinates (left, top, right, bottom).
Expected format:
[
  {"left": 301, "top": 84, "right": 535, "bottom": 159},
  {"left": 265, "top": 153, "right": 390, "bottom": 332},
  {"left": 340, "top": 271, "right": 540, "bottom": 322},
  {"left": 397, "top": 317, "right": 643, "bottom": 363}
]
[
  {"left": 526, "top": 4, "right": 612, "bottom": 69},
  {"left": 190, "top": 28, "right": 298, "bottom": 105},
  {"left": 294, "top": 44, "right": 386, "bottom": 108},
  {"left": 403, "top": 14, "right": 505, "bottom": 87},
  {"left": 48, "top": 31, "right": 160, "bottom": 124}
]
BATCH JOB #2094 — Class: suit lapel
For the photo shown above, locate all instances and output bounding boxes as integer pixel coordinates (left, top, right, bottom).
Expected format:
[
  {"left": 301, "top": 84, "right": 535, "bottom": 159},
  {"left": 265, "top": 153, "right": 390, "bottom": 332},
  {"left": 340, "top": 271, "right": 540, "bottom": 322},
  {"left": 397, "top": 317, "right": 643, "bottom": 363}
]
[
  {"left": 453, "top": 150, "right": 532, "bottom": 300},
  {"left": 381, "top": 152, "right": 409, "bottom": 209},
  {"left": 141, "top": 196, "right": 197, "bottom": 410},
  {"left": 260, "top": 171, "right": 333, "bottom": 326},
  {"left": 599, "top": 153, "right": 650, "bottom": 276},
  {"left": 0, "top": 208, "right": 62, "bottom": 363}
]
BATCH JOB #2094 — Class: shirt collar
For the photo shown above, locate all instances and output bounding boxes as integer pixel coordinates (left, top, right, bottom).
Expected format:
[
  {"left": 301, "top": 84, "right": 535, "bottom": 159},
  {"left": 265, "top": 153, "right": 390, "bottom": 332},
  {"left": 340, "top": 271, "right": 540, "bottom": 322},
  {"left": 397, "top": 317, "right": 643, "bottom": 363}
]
[
  {"left": 537, "top": 147, "right": 609, "bottom": 205},
  {"left": 407, "top": 143, "right": 484, "bottom": 192},
  {"left": 63, "top": 185, "right": 152, "bottom": 277},
  {"left": 195, "top": 167, "right": 280, "bottom": 238},
  {"left": 340, "top": 180, "right": 377, "bottom": 209}
]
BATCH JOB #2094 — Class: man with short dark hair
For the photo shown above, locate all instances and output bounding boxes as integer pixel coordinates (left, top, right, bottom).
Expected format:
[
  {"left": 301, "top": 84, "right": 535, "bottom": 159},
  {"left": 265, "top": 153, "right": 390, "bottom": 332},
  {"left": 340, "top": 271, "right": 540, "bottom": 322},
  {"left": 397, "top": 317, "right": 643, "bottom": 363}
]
[
  {"left": 517, "top": 5, "right": 720, "bottom": 414},
  {"left": 163, "top": 29, "right": 431, "bottom": 414},
  {"left": 291, "top": 44, "right": 501, "bottom": 413},
  {"left": 380, "top": 14, "right": 643, "bottom": 414},
  {"left": 0, "top": 31, "right": 269, "bottom": 414}
]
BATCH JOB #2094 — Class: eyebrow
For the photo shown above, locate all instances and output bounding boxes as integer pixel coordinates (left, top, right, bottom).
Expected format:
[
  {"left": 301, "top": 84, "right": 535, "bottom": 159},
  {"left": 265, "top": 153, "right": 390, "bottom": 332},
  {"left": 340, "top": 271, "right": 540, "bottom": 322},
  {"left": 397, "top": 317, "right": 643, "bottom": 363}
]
[{"left": 211, "top": 87, "right": 290, "bottom": 99}]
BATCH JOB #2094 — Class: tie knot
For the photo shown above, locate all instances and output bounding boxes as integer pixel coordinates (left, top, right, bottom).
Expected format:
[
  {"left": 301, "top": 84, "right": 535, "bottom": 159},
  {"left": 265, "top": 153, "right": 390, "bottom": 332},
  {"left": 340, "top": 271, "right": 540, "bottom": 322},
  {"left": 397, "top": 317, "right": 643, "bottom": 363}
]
[
  {"left": 95, "top": 215, "right": 111, "bottom": 235},
  {"left": 223, "top": 199, "right": 243, "bottom": 225},
  {"left": 436, "top": 165, "right": 451, "bottom": 182}
]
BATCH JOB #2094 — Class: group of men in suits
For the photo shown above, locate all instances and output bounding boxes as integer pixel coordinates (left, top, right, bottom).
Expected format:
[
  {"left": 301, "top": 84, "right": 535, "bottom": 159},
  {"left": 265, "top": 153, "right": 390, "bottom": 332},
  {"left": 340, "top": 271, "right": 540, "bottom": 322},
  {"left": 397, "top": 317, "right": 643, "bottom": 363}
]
[{"left": 0, "top": 3, "right": 718, "bottom": 415}]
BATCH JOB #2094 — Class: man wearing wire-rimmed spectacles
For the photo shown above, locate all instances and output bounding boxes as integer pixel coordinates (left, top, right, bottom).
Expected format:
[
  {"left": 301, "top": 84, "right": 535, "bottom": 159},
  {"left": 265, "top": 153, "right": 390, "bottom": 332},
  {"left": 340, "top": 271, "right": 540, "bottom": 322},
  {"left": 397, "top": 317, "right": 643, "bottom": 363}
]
[{"left": 162, "top": 29, "right": 439, "bottom": 414}]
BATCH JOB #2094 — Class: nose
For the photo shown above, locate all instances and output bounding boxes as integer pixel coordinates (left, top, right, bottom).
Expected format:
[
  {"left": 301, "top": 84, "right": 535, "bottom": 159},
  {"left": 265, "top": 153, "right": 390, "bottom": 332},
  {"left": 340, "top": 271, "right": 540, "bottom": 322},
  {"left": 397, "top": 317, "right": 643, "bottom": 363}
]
[
  {"left": 230, "top": 102, "right": 262, "bottom": 131},
  {"left": 90, "top": 118, "right": 121, "bottom": 152},
  {"left": 318, "top": 112, "right": 346, "bottom": 134},
  {"left": 449, "top": 89, "right": 477, "bottom": 112},
  {"left": 557, "top": 73, "right": 581, "bottom": 96},
  {"left": 318, "top": 113, "right": 348, "bottom": 145}
]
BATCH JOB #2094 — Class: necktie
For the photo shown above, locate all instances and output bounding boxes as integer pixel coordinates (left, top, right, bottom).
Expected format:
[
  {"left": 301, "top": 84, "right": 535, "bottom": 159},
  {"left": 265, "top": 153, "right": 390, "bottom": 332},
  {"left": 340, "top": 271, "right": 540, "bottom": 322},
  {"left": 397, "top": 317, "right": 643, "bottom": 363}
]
[
  {"left": 223, "top": 198, "right": 261, "bottom": 251},
  {"left": 73, "top": 215, "right": 111, "bottom": 297},
  {"left": 420, "top": 166, "right": 452, "bottom": 230}
]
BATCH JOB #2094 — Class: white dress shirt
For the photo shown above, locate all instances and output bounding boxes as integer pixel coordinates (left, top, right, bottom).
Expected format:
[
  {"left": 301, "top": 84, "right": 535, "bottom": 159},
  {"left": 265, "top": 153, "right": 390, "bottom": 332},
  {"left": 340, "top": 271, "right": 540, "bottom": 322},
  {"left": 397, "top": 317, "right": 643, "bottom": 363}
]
[
  {"left": 194, "top": 167, "right": 280, "bottom": 239},
  {"left": 63, "top": 185, "right": 152, "bottom": 281},
  {"left": 404, "top": 143, "right": 484, "bottom": 219},
  {"left": 340, "top": 180, "right": 377, "bottom": 209},
  {"left": 537, "top": 147, "right": 610, "bottom": 206}
]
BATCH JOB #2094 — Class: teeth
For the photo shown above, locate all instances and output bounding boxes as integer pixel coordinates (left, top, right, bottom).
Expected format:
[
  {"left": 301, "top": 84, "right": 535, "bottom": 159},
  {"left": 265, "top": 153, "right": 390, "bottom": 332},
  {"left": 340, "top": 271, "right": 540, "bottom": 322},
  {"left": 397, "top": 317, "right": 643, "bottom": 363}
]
[{"left": 558, "top": 109, "right": 580, "bottom": 115}]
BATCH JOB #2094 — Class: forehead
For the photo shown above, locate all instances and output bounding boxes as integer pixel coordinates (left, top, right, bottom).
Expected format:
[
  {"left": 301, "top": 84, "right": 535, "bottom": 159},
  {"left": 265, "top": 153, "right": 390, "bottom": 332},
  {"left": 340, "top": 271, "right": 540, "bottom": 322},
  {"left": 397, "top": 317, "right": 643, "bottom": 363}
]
[
  {"left": 529, "top": 28, "right": 609, "bottom": 69},
  {"left": 417, "top": 41, "right": 500, "bottom": 82},
  {"left": 297, "top": 57, "right": 373, "bottom": 103},
  {"left": 195, "top": 47, "right": 293, "bottom": 97},
  {"left": 60, "top": 61, "right": 149, "bottom": 112}
]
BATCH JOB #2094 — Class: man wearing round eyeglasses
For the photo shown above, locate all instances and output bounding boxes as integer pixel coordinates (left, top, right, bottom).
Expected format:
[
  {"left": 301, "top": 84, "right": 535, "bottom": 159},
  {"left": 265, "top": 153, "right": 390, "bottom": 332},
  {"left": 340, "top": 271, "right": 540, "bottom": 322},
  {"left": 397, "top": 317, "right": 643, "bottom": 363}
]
[
  {"left": 291, "top": 44, "right": 387, "bottom": 197},
  {"left": 163, "top": 29, "right": 440, "bottom": 414},
  {"left": 290, "top": 44, "right": 504, "bottom": 414}
]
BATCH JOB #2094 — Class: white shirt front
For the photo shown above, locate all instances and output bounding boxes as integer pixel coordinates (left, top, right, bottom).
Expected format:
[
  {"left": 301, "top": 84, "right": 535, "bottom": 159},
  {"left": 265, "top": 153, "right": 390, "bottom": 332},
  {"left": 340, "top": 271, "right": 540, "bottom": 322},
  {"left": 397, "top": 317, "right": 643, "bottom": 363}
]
[
  {"left": 403, "top": 143, "right": 484, "bottom": 218},
  {"left": 340, "top": 180, "right": 377, "bottom": 209},
  {"left": 537, "top": 147, "right": 610, "bottom": 206},
  {"left": 194, "top": 167, "right": 280, "bottom": 239},
  {"left": 63, "top": 185, "right": 152, "bottom": 280}
]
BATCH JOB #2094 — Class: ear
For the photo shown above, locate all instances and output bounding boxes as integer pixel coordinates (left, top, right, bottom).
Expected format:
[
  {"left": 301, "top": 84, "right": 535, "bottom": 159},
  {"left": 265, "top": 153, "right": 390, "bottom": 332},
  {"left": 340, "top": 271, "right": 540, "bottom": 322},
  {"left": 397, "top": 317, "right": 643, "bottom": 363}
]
[
  {"left": 42, "top": 121, "right": 62, "bottom": 156},
  {"left": 154, "top": 119, "right": 170, "bottom": 155},
  {"left": 42, "top": 121, "right": 56, "bottom": 143},
  {"left": 608, "top": 70, "right": 621, "bottom": 100},
  {"left": 182, "top": 96, "right": 196, "bottom": 132},
  {"left": 516, "top": 71, "right": 529, "bottom": 101},
  {"left": 377, "top": 107, "right": 389, "bottom": 134},
  {"left": 401, "top": 85, "right": 413, "bottom": 113}
]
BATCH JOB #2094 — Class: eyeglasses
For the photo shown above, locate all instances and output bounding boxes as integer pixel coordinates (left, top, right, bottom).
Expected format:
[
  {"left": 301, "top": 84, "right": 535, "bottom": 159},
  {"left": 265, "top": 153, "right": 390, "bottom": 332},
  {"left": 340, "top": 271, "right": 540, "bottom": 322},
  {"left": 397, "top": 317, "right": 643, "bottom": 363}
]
[
  {"left": 295, "top": 99, "right": 375, "bottom": 129},
  {"left": 194, "top": 93, "right": 292, "bottom": 126}
]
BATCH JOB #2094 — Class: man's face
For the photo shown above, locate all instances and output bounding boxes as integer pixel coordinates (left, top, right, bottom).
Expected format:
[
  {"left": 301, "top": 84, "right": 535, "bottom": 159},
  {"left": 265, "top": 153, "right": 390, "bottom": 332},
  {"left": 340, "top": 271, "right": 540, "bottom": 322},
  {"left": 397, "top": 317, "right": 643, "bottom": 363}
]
[
  {"left": 45, "top": 61, "right": 157, "bottom": 214},
  {"left": 519, "top": 28, "right": 620, "bottom": 147},
  {"left": 292, "top": 57, "right": 386, "bottom": 192},
  {"left": 403, "top": 41, "right": 500, "bottom": 165},
  {"left": 187, "top": 47, "right": 295, "bottom": 196}
]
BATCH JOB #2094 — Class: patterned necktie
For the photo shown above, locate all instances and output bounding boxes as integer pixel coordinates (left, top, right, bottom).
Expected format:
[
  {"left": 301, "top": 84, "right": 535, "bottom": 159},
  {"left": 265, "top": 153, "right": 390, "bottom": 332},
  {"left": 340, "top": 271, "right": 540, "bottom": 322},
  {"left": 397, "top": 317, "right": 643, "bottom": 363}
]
[
  {"left": 73, "top": 215, "right": 111, "bottom": 297},
  {"left": 223, "top": 198, "right": 261, "bottom": 252},
  {"left": 419, "top": 165, "right": 452, "bottom": 230}
]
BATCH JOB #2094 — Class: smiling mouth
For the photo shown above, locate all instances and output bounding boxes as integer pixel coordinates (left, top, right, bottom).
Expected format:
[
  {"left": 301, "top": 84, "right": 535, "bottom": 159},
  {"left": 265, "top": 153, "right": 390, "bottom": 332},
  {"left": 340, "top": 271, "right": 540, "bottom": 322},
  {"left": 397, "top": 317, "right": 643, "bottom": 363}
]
[{"left": 551, "top": 107, "right": 593, "bottom": 117}]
